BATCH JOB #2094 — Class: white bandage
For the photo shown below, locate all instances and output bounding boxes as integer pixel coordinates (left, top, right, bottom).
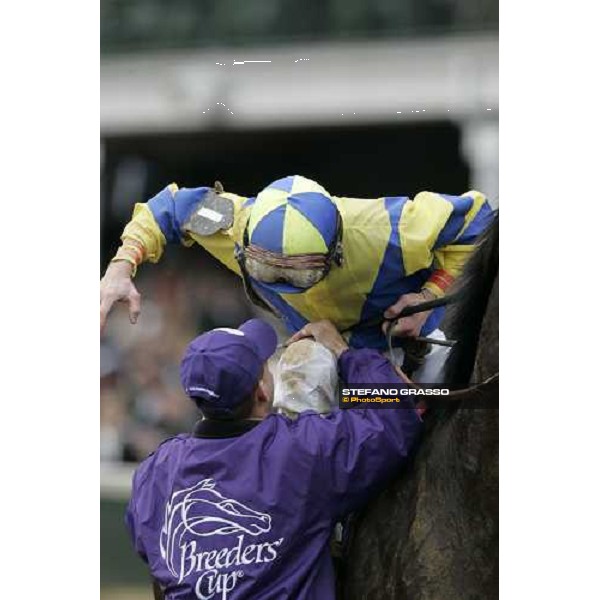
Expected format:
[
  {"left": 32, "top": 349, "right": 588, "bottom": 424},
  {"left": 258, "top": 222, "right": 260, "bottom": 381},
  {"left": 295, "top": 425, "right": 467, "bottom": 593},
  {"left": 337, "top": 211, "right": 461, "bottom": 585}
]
[{"left": 273, "top": 339, "right": 338, "bottom": 418}]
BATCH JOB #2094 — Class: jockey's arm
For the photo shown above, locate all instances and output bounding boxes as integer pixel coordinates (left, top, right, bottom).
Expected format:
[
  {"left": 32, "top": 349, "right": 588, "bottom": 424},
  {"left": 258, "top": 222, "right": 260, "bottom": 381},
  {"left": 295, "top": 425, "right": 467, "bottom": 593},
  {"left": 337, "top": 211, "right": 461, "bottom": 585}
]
[
  {"left": 100, "top": 183, "right": 249, "bottom": 331},
  {"left": 399, "top": 190, "right": 494, "bottom": 297},
  {"left": 118, "top": 183, "right": 250, "bottom": 275},
  {"left": 384, "top": 190, "right": 494, "bottom": 336}
]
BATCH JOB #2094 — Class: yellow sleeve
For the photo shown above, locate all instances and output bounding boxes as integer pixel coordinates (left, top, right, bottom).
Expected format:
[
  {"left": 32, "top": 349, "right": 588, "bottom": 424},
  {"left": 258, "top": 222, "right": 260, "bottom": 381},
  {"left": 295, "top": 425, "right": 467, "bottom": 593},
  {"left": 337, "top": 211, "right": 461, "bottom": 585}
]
[
  {"left": 121, "top": 202, "right": 168, "bottom": 264},
  {"left": 116, "top": 183, "right": 251, "bottom": 278},
  {"left": 399, "top": 190, "right": 492, "bottom": 297},
  {"left": 429, "top": 190, "right": 489, "bottom": 281},
  {"left": 398, "top": 191, "right": 454, "bottom": 277}
]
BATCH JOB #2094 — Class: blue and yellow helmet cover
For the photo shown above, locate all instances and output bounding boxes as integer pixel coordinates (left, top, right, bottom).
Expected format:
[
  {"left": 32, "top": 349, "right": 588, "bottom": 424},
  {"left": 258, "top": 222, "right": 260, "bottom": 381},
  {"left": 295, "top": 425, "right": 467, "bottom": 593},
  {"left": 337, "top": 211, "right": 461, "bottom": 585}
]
[{"left": 245, "top": 175, "right": 341, "bottom": 293}]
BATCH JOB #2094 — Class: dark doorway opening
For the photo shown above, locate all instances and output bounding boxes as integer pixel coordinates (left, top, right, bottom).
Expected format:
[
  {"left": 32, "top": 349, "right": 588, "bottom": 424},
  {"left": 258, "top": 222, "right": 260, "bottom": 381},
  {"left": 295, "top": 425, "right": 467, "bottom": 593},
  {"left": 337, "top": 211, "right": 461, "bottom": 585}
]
[{"left": 101, "top": 121, "right": 469, "bottom": 267}]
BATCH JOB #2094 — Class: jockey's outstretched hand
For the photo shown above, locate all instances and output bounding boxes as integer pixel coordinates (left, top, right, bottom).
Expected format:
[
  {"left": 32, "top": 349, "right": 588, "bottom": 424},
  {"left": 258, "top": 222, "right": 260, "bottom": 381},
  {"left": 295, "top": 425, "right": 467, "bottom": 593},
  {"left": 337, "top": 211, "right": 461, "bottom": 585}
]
[
  {"left": 100, "top": 261, "right": 142, "bottom": 334},
  {"left": 383, "top": 291, "right": 433, "bottom": 338},
  {"left": 287, "top": 320, "right": 349, "bottom": 358}
]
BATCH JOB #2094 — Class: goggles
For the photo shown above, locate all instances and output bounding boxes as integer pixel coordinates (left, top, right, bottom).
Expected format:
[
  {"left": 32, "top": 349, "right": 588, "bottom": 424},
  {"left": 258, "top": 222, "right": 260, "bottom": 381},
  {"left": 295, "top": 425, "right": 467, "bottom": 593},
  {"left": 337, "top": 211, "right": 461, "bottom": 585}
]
[
  {"left": 244, "top": 249, "right": 329, "bottom": 290},
  {"left": 234, "top": 209, "right": 343, "bottom": 309}
]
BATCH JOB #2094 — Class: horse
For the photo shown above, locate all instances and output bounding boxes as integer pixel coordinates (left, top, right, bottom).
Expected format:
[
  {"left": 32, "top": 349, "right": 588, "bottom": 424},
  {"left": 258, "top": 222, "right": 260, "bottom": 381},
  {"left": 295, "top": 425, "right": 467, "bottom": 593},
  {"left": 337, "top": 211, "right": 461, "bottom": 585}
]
[{"left": 343, "top": 214, "right": 499, "bottom": 600}]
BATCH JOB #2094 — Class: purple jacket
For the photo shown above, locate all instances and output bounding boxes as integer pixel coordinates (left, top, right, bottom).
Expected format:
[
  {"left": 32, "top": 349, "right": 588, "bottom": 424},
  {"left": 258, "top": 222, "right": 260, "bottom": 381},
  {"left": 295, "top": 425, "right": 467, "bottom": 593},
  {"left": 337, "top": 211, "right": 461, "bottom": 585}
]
[{"left": 126, "top": 349, "right": 423, "bottom": 599}]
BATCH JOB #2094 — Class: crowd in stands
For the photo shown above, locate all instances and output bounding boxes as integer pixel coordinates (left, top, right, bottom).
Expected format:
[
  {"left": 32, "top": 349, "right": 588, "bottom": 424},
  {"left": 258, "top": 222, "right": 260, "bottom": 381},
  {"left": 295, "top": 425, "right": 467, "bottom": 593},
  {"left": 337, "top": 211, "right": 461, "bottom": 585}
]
[{"left": 100, "top": 255, "right": 275, "bottom": 463}]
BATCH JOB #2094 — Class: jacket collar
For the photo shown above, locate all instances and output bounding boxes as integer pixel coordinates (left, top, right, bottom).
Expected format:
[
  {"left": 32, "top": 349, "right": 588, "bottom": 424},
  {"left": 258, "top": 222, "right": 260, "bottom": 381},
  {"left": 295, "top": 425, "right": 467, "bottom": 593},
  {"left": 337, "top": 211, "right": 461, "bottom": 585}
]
[{"left": 192, "top": 418, "right": 262, "bottom": 439}]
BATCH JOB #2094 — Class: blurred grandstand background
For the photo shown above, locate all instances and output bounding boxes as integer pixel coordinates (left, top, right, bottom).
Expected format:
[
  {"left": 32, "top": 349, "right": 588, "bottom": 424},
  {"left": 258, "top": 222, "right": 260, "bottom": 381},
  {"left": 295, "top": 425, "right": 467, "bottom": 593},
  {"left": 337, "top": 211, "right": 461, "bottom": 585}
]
[{"left": 100, "top": 1, "right": 497, "bottom": 596}]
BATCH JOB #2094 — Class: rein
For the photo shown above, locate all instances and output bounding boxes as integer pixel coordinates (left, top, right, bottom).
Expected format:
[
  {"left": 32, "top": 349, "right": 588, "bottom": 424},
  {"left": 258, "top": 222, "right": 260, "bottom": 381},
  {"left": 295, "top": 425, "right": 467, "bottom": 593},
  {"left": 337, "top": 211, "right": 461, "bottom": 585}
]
[
  {"left": 381, "top": 294, "right": 460, "bottom": 361},
  {"left": 378, "top": 294, "right": 499, "bottom": 405},
  {"left": 404, "top": 371, "right": 499, "bottom": 397},
  {"left": 412, "top": 373, "right": 499, "bottom": 416},
  {"left": 336, "top": 293, "right": 460, "bottom": 357}
]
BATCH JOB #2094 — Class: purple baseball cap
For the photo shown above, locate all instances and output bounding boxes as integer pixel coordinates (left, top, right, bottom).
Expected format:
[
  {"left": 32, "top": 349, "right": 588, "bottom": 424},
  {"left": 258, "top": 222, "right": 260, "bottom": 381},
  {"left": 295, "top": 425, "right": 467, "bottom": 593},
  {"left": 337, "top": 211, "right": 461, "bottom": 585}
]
[{"left": 180, "top": 319, "right": 278, "bottom": 412}]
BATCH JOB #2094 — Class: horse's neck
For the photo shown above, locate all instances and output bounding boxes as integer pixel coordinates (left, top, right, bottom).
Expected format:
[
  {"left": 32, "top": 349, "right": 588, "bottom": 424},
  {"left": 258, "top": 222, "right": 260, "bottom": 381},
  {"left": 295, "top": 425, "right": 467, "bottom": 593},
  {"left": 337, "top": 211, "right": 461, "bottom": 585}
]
[{"left": 474, "top": 274, "right": 499, "bottom": 382}]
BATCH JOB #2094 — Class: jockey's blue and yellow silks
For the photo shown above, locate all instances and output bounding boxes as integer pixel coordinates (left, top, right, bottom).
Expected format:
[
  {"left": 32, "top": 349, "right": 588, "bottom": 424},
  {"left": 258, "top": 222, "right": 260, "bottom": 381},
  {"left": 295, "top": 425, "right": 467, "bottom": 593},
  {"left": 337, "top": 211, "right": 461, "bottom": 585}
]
[{"left": 120, "top": 175, "right": 494, "bottom": 349}]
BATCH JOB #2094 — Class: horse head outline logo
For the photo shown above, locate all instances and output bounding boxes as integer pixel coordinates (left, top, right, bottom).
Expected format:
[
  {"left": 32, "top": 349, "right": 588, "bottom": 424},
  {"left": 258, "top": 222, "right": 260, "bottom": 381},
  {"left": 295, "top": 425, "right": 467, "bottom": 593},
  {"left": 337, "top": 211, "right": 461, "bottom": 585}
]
[{"left": 160, "top": 479, "right": 272, "bottom": 578}]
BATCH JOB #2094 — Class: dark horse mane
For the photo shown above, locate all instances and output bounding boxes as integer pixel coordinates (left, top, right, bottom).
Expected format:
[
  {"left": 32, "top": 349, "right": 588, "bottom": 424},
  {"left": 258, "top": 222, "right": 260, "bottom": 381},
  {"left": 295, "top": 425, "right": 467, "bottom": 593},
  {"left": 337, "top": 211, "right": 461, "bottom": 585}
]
[
  {"left": 343, "top": 214, "right": 499, "bottom": 600},
  {"left": 443, "top": 212, "right": 499, "bottom": 387}
]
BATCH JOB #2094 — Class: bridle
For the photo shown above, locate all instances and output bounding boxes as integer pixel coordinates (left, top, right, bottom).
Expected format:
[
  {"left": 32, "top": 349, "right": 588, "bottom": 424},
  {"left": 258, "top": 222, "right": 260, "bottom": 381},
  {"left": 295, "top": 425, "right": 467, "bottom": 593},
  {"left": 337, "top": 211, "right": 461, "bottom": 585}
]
[
  {"left": 373, "top": 293, "right": 499, "bottom": 405},
  {"left": 337, "top": 293, "right": 460, "bottom": 361},
  {"left": 370, "top": 293, "right": 459, "bottom": 378},
  {"left": 340, "top": 293, "right": 498, "bottom": 403},
  {"left": 381, "top": 294, "right": 460, "bottom": 357}
]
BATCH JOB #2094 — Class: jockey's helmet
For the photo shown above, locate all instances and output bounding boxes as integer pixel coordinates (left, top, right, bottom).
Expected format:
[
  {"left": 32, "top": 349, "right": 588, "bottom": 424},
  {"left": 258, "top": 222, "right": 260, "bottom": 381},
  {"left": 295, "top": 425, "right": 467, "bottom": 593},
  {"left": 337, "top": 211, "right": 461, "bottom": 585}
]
[{"left": 235, "top": 175, "right": 343, "bottom": 294}]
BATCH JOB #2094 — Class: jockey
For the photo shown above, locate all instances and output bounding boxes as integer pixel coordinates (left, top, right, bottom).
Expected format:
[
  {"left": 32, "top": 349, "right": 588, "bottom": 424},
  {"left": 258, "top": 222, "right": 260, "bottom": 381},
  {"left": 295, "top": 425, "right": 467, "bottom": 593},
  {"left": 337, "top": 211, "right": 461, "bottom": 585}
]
[{"left": 101, "top": 175, "right": 494, "bottom": 381}]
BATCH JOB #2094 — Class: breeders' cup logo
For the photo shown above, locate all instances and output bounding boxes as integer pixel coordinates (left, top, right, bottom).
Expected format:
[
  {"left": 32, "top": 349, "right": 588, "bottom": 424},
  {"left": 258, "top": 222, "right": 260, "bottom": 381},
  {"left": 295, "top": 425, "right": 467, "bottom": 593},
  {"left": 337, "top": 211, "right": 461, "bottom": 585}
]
[
  {"left": 162, "top": 479, "right": 271, "bottom": 548},
  {"left": 160, "top": 479, "right": 283, "bottom": 600}
]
